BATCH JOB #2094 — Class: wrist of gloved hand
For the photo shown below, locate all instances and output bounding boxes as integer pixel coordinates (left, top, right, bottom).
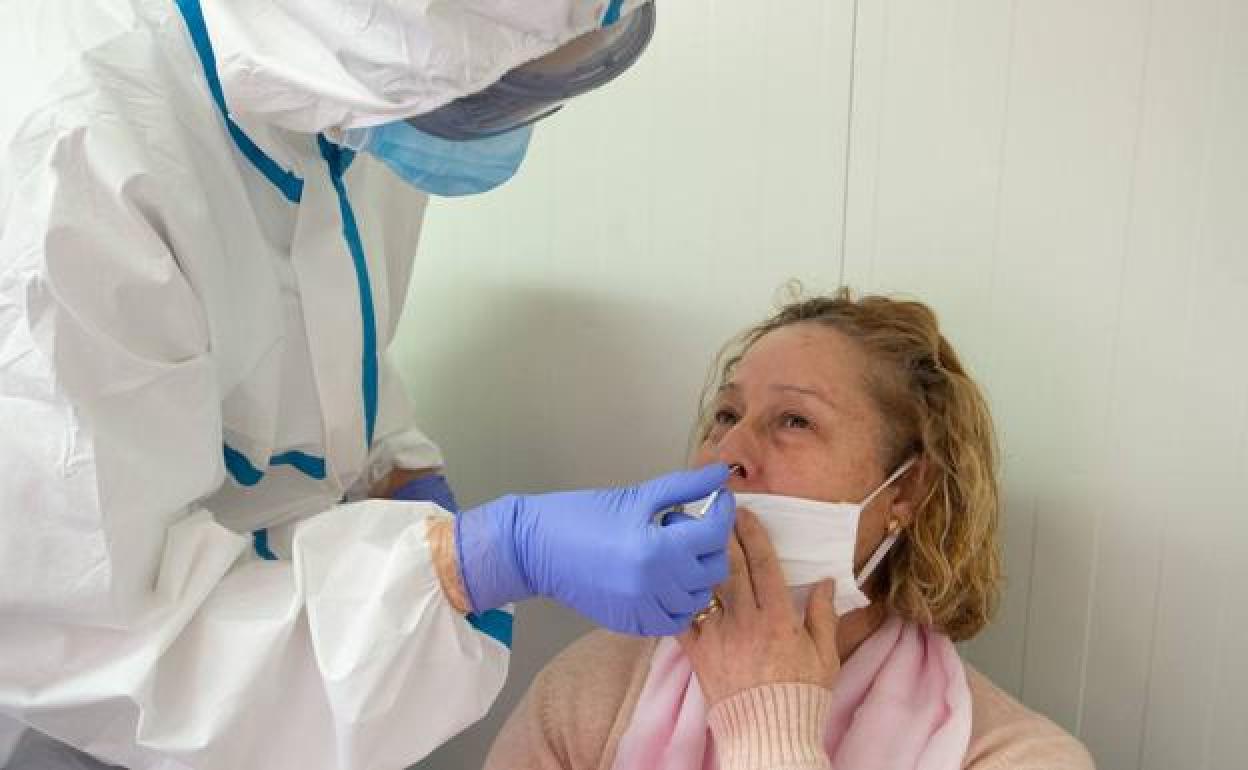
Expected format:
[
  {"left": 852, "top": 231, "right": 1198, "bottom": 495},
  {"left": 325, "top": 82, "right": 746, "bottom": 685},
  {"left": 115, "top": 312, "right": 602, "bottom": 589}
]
[
  {"left": 427, "top": 517, "right": 473, "bottom": 614},
  {"left": 456, "top": 497, "right": 533, "bottom": 614}
]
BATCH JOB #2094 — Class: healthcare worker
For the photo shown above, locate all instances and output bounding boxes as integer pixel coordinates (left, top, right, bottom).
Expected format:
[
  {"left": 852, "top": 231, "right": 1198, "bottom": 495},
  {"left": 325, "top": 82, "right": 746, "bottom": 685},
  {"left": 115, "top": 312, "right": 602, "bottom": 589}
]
[{"left": 0, "top": 2, "right": 737, "bottom": 768}]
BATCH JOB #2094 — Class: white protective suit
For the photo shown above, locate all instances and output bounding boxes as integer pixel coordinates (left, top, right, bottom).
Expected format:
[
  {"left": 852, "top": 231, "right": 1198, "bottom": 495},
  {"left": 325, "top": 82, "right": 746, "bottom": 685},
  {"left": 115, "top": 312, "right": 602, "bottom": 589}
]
[{"left": 0, "top": 0, "right": 645, "bottom": 767}]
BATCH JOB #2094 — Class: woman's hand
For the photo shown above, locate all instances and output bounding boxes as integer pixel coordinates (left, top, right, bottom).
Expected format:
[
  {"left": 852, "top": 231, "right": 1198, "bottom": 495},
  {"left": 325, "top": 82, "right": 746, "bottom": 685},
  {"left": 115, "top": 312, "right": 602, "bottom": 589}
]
[{"left": 677, "top": 506, "right": 841, "bottom": 705}]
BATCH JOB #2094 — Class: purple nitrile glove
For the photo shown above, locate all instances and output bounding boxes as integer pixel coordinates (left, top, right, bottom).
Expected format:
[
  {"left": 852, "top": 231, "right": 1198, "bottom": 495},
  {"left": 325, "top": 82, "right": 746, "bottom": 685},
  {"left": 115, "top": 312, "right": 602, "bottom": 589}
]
[
  {"left": 389, "top": 473, "right": 460, "bottom": 513},
  {"left": 455, "top": 464, "right": 736, "bottom": 637}
]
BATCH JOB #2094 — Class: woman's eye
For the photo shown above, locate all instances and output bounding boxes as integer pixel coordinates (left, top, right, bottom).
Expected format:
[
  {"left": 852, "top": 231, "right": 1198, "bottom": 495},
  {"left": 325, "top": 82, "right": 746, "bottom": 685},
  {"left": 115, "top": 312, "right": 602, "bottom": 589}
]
[
  {"left": 781, "top": 412, "right": 813, "bottom": 430},
  {"left": 713, "top": 409, "right": 739, "bottom": 426}
]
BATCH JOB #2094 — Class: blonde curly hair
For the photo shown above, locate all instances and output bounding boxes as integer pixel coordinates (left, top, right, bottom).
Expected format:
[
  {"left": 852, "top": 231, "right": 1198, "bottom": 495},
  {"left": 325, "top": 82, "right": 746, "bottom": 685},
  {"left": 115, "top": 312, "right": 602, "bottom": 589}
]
[{"left": 697, "top": 287, "right": 1002, "bottom": 641}]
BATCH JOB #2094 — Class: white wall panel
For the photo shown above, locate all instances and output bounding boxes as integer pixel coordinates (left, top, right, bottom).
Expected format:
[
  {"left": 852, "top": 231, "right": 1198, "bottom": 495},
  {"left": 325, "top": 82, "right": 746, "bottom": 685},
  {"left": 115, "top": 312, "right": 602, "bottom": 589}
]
[
  {"left": 844, "top": 1, "right": 1248, "bottom": 768},
  {"left": 993, "top": 0, "right": 1152, "bottom": 739},
  {"left": 399, "top": 3, "right": 857, "bottom": 767},
  {"left": 842, "top": 0, "right": 1027, "bottom": 693},
  {"left": 1133, "top": 2, "right": 1248, "bottom": 767},
  {"left": 1077, "top": 2, "right": 1242, "bottom": 768}
]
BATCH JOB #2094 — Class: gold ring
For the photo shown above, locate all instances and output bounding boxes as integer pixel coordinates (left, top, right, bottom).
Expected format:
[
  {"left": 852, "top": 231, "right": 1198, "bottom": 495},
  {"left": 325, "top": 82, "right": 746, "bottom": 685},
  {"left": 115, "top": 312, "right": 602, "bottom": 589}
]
[{"left": 692, "top": 594, "right": 723, "bottom": 628}]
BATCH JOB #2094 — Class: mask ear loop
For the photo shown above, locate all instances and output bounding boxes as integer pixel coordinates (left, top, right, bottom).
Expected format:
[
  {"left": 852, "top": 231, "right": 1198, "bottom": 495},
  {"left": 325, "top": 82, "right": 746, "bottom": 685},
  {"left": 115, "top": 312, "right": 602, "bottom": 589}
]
[
  {"left": 856, "top": 531, "right": 899, "bottom": 588},
  {"left": 854, "top": 455, "right": 918, "bottom": 588}
]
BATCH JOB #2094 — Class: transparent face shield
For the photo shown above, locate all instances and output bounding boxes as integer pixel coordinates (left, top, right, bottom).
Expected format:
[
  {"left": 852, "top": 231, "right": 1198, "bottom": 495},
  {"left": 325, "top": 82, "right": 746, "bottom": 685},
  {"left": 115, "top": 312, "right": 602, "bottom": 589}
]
[{"left": 406, "top": 3, "right": 656, "bottom": 141}]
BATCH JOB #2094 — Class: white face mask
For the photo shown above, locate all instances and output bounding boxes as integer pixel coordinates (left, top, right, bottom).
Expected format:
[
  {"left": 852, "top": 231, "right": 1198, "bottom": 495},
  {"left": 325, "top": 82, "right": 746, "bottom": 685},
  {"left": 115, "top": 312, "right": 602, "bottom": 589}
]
[{"left": 686, "top": 457, "right": 917, "bottom": 616}]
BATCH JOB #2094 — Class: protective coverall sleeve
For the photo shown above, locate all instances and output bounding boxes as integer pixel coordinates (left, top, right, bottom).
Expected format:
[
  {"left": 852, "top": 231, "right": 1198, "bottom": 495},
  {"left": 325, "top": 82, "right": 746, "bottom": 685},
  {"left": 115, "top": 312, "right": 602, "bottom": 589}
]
[{"left": 0, "top": 115, "right": 506, "bottom": 770}]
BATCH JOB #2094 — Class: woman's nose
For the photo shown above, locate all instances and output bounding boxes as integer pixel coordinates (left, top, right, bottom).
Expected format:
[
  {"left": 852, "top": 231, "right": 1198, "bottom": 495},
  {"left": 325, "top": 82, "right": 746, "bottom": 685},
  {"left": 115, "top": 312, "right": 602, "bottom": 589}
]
[{"left": 715, "top": 423, "right": 760, "bottom": 485}]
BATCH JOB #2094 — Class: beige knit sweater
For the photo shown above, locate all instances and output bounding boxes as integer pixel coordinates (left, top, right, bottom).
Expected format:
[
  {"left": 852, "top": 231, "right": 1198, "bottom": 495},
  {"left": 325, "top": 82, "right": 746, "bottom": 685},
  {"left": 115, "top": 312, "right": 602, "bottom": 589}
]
[{"left": 485, "top": 630, "right": 1095, "bottom": 770}]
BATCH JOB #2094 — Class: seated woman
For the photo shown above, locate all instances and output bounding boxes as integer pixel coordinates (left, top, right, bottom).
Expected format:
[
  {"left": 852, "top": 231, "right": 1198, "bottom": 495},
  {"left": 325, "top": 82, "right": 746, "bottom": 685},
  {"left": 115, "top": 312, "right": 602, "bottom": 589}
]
[{"left": 485, "top": 290, "right": 1094, "bottom": 770}]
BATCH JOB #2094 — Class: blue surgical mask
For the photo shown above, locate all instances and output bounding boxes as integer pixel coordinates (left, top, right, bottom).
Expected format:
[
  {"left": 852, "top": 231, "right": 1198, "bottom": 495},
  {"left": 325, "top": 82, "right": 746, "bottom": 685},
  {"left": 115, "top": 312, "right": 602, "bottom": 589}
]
[{"left": 346, "top": 120, "right": 534, "bottom": 197}]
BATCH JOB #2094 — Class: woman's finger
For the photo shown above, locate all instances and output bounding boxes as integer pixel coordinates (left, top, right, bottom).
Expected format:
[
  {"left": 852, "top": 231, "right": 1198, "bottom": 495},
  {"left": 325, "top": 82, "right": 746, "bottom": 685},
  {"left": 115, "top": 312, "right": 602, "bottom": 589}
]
[
  {"left": 675, "top": 626, "right": 697, "bottom": 650},
  {"left": 804, "top": 579, "right": 840, "bottom": 664},
  {"left": 735, "top": 506, "right": 789, "bottom": 611},
  {"left": 676, "top": 590, "right": 720, "bottom": 649},
  {"left": 719, "top": 525, "right": 752, "bottom": 614}
]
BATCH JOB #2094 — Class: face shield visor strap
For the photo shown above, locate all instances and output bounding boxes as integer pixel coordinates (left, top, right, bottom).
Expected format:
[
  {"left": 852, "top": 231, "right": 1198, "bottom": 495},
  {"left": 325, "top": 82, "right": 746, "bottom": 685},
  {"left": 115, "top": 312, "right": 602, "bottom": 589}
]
[{"left": 406, "top": 2, "right": 655, "bottom": 141}]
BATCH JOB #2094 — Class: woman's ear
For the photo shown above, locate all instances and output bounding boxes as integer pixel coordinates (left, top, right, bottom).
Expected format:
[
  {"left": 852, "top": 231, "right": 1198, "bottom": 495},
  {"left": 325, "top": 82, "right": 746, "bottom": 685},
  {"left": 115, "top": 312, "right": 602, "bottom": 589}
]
[{"left": 888, "top": 454, "right": 927, "bottom": 532}]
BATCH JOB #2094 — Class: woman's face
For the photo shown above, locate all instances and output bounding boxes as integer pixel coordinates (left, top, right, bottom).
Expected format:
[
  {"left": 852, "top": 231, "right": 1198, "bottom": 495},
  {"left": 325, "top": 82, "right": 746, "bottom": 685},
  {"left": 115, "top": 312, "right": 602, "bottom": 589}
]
[{"left": 692, "top": 322, "right": 912, "bottom": 568}]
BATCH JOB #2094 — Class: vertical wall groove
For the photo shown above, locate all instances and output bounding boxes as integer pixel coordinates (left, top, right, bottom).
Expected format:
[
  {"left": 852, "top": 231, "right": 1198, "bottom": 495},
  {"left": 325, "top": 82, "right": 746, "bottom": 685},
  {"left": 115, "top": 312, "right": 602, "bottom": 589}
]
[
  {"left": 837, "top": 0, "right": 861, "bottom": 287},
  {"left": 1074, "top": 0, "right": 1160, "bottom": 741}
]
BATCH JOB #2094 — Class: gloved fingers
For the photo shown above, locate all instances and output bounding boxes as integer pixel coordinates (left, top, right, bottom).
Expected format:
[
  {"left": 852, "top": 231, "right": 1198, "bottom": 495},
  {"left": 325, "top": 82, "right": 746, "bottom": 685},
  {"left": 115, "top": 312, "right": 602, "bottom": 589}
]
[
  {"left": 657, "top": 510, "right": 695, "bottom": 527},
  {"left": 656, "top": 583, "right": 710, "bottom": 616},
  {"left": 661, "top": 487, "right": 737, "bottom": 556},
  {"left": 687, "top": 587, "right": 714, "bottom": 612},
  {"left": 633, "top": 601, "right": 690, "bottom": 637},
  {"left": 642, "top": 463, "right": 730, "bottom": 513},
  {"left": 666, "top": 545, "right": 729, "bottom": 594},
  {"left": 695, "top": 550, "right": 730, "bottom": 588},
  {"left": 660, "top": 611, "right": 696, "bottom": 636}
]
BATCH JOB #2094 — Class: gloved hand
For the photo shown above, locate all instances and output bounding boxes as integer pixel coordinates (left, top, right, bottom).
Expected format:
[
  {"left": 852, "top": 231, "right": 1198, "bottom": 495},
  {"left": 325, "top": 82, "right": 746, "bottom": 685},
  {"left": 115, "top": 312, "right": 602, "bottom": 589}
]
[
  {"left": 389, "top": 472, "right": 460, "bottom": 513},
  {"left": 456, "top": 464, "right": 736, "bottom": 636}
]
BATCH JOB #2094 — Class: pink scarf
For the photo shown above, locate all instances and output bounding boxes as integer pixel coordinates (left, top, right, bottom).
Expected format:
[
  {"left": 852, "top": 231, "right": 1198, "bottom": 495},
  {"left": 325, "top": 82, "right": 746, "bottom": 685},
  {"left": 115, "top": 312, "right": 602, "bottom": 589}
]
[{"left": 611, "top": 616, "right": 972, "bottom": 770}]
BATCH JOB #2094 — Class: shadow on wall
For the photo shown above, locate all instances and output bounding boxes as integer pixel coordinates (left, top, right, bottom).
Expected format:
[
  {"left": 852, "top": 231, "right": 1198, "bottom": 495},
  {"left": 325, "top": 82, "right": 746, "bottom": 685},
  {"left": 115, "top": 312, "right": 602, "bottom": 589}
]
[
  {"left": 403, "top": 284, "right": 721, "bottom": 770},
  {"left": 399, "top": 281, "right": 721, "bottom": 500}
]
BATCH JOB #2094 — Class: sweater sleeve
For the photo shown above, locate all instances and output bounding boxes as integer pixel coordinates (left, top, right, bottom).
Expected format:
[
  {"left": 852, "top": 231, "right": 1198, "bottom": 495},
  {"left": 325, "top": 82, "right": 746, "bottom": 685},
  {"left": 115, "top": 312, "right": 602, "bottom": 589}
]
[{"left": 706, "top": 684, "right": 834, "bottom": 770}]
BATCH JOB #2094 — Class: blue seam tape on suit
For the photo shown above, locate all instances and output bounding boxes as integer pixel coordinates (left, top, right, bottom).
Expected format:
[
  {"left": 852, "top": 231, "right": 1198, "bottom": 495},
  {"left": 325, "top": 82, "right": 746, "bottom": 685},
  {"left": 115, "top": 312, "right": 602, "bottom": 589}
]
[
  {"left": 177, "top": 0, "right": 383, "bottom": 571},
  {"left": 466, "top": 609, "right": 514, "bottom": 648},
  {"left": 173, "top": 0, "right": 304, "bottom": 203}
]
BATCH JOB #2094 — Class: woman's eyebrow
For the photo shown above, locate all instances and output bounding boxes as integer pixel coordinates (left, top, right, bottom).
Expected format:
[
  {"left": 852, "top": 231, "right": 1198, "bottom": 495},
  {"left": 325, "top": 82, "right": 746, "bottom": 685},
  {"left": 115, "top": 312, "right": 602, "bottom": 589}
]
[
  {"left": 719, "top": 381, "right": 840, "bottom": 410},
  {"left": 769, "top": 383, "right": 840, "bottom": 411}
]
